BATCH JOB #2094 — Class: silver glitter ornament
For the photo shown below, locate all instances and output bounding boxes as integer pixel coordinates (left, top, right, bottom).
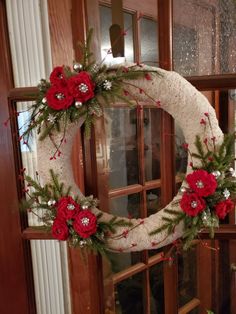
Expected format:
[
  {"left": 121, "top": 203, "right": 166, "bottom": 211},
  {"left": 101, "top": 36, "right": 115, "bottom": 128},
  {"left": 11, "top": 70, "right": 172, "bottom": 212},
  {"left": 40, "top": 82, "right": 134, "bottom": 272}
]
[
  {"left": 67, "top": 204, "right": 75, "bottom": 210},
  {"left": 229, "top": 167, "right": 236, "bottom": 177},
  {"left": 202, "top": 211, "right": 207, "bottom": 221},
  {"left": 179, "top": 187, "right": 187, "bottom": 194},
  {"left": 79, "top": 240, "right": 86, "bottom": 248},
  {"left": 75, "top": 101, "right": 83, "bottom": 108},
  {"left": 73, "top": 62, "right": 83, "bottom": 72},
  {"left": 42, "top": 97, "right": 47, "bottom": 104},
  {"left": 79, "top": 83, "right": 89, "bottom": 93},
  {"left": 81, "top": 201, "right": 90, "bottom": 209},
  {"left": 212, "top": 170, "right": 221, "bottom": 178},
  {"left": 48, "top": 199, "right": 56, "bottom": 206}
]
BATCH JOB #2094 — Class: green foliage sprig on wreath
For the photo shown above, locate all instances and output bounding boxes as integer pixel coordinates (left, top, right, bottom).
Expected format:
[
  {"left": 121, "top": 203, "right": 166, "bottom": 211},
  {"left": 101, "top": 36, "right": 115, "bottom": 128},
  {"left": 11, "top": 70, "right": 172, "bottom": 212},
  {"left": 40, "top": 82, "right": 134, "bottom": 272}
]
[
  {"left": 21, "top": 170, "right": 132, "bottom": 255},
  {"left": 20, "top": 29, "right": 159, "bottom": 159},
  {"left": 150, "top": 115, "right": 236, "bottom": 250}
]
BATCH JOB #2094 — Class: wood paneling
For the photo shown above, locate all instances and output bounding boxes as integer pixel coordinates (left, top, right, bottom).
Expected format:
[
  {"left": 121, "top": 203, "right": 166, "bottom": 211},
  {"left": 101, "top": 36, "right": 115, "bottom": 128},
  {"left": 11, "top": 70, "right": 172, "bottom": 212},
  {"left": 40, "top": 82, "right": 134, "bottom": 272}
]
[
  {"left": 0, "top": 1, "right": 35, "bottom": 313},
  {"left": 71, "top": 0, "right": 86, "bottom": 61},
  {"left": 197, "top": 242, "right": 212, "bottom": 313},
  {"left": 188, "top": 74, "right": 236, "bottom": 91},
  {"left": 47, "top": 0, "right": 74, "bottom": 66},
  {"left": 85, "top": 0, "right": 101, "bottom": 61},
  {"left": 101, "top": 0, "right": 158, "bottom": 18},
  {"left": 178, "top": 298, "right": 200, "bottom": 314},
  {"left": 230, "top": 240, "right": 236, "bottom": 314}
]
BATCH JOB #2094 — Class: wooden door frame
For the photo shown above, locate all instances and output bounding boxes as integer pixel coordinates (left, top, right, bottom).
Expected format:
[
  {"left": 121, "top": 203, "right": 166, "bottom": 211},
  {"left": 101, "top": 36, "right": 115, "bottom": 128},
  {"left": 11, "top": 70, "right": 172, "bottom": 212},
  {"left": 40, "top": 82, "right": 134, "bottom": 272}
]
[{"left": 0, "top": 1, "right": 36, "bottom": 313}]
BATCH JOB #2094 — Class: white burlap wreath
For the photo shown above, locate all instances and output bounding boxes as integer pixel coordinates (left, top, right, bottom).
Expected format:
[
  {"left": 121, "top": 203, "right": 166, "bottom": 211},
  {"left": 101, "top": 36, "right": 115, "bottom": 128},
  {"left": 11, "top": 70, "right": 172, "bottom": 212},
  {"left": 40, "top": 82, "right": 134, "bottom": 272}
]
[{"left": 36, "top": 65, "right": 223, "bottom": 252}]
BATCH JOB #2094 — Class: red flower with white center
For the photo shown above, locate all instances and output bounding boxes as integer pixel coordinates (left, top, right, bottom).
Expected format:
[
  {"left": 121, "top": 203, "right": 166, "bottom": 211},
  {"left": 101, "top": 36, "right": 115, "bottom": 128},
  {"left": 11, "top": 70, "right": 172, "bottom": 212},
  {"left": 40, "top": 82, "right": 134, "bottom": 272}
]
[
  {"left": 56, "top": 196, "right": 80, "bottom": 220},
  {"left": 215, "top": 199, "right": 234, "bottom": 219},
  {"left": 49, "top": 66, "right": 67, "bottom": 86},
  {"left": 180, "top": 192, "right": 206, "bottom": 217},
  {"left": 186, "top": 169, "right": 217, "bottom": 197},
  {"left": 68, "top": 71, "right": 95, "bottom": 103},
  {"left": 73, "top": 210, "right": 97, "bottom": 238},
  {"left": 46, "top": 85, "right": 73, "bottom": 110},
  {"left": 52, "top": 218, "right": 69, "bottom": 240}
]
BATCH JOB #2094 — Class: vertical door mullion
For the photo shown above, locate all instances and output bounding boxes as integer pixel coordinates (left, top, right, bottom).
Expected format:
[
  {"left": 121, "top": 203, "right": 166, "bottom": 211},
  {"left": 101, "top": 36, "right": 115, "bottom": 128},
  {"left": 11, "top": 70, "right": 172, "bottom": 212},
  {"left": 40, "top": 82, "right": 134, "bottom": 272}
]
[
  {"left": 144, "top": 270, "right": 151, "bottom": 314},
  {"left": 71, "top": 1, "right": 105, "bottom": 313},
  {"left": 157, "top": 1, "right": 179, "bottom": 314},
  {"left": 133, "top": 11, "right": 141, "bottom": 63},
  {"left": 137, "top": 105, "right": 146, "bottom": 214}
]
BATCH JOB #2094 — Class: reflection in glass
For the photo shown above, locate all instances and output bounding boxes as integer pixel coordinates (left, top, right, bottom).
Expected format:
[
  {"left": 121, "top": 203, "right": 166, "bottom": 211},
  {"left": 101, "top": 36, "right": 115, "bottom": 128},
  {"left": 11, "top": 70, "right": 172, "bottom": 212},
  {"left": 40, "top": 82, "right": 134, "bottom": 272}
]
[
  {"left": 178, "top": 249, "right": 197, "bottom": 307},
  {"left": 110, "top": 193, "right": 140, "bottom": 219},
  {"left": 105, "top": 108, "right": 139, "bottom": 189},
  {"left": 149, "top": 263, "right": 165, "bottom": 314},
  {"left": 115, "top": 272, "right": 144, "bottom": 314},
  {"left": 140, "top": 17, "right": 158, "bottom": 65},
  {"left": 99, "top": 5, "right": 134, "bottom": 64},
  {"left": 17, "top": 102, "right": 40, "bottom": 226},
  {"left": 107, "top": 251, "right": 142, "bottom": 274},
  {"left": 144, "top": 109, "right": 161, "bottom": 181},
  {"left": 108, "top": 194, "right": 142, "bottom": 274},
  {"left": 147, "top": 189, "right": 161, "bottom": 216},
  {"left": 175, "top": 122, "right": 187, "bottom": 190},
  {"left": 173, "top": 0, "right": 236, "bottom": 75}
]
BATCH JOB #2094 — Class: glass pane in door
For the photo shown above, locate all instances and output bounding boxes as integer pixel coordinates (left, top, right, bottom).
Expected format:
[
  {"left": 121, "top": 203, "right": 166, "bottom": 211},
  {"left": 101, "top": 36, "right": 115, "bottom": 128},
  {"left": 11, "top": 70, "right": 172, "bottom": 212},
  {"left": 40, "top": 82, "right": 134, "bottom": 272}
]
[
  {"left": 149, "top": 263, "right": 165, "bottom": 313},
  {"left": 144, "top": 108, "right": 161, "bottom": 181},
  {"left": 100, "top": 5, "right": 134, "bottom": 64},
  {"left": 115, "top": 272, "right": 145, "bottom": 314},
  {"left": 178, "top": 250, "right": 197, "bottom": 307},
  {"left": 175, "top": 122, "right": 187, "bottom": 191},
  {"left": 140, "top": 17, "right": 158, "bottom": 66},
  {"left": 173, "top": 0, "right": 236, "bottom": 75},
  {"left": 104, "top": 108, "right": 139, "bottom": 189}
]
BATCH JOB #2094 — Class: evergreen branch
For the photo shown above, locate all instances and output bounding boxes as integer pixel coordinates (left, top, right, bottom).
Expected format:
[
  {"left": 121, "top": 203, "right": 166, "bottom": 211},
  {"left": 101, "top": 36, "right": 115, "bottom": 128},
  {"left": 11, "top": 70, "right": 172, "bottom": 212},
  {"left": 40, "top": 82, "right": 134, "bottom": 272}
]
[
  {"left": 163, "top": 208, "right": 184, "bottom": 216},
  {"left": 149, "top": 223, "right": 171, "bottom": 235},
  {"left": 49, "top": 169, "right": 62, "bottom": 195},
  {"left": 195, "top": 135, "right": 205, "bottom": 159}
]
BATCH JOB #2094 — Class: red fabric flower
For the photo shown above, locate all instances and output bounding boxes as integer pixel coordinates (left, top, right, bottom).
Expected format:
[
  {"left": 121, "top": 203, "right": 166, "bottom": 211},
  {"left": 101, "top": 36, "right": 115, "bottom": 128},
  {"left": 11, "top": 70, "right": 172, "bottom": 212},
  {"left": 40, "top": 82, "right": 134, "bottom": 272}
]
[
  {"left": 215, "top": 199, "right": 234, "bottom": 219},
  {"left": 73, "top": 210, "right": 97, "bottom": 238},
  {"left": 56, "top": 196, "right": 80, "bottom": 220},
  {"left": 68, "top": 72, "right": 95, "bottom": 103},
  {"left": 145, "top": 73, "right": 152, "bottom": 80},
  {"left": 49, "top": 66, "right": 67, "bottom": 86},
  {"left": 52, "top": 219, "right": 69, "bottom": 240},
  {"left": 186, "top": 169, "right": 217, "bottom": 197},
  {"left": 46, "top": 85, "right": 73, "bottom": 110},
  {"left": 180, "top": 192, "right": 206, "bottom": 217}
]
